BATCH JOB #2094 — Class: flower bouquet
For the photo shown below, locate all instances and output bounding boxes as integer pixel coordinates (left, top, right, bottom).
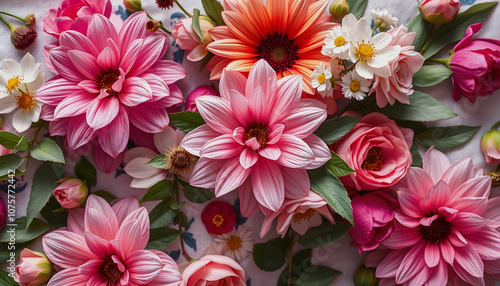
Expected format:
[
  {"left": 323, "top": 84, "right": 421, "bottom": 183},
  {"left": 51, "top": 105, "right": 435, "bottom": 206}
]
[{"left": 1, "top": 0, "right": 500, "bottom": 285}]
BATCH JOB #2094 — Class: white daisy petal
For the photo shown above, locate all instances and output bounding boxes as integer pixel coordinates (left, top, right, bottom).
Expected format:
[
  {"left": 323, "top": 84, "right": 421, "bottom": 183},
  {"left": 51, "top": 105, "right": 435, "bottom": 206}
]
[
  {"left": 12, "top": 110, "right": 34, "bottom": 132},
  {"left": 19, "top": 53, "right": 39, "bottom": 82},
  {"left": 371, "top": 33, "right": 392, "bottom": 51},
  {"left": 1, "top": 59, "right": 22, "bottom": 77},
  {"left": 0, "top": 95, "right": 18, "bottom": 113}
]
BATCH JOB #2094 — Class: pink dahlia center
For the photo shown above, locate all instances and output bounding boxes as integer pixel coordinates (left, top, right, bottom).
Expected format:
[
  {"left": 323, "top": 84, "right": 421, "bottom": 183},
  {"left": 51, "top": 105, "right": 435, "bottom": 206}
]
[
  {"left": 99, "top": 256, "right": 123, "bottom": 284},
  {"left": 420, "top": 216, "right": 451, "bottom": 244},
  {"left": 97, "top": 68, "right": 120, "bottom": 95},
  {"left": 244, "top": 122, "right": 270, "bottom": 148},
  {"left": 257, "top": 33, "right": 298, "bottom": 73}
]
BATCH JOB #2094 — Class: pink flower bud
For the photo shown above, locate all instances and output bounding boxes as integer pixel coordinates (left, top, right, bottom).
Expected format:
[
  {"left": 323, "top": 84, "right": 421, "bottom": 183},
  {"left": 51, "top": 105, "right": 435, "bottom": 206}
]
[
  {"left": 14, "top": 249, "right": 52, "bottom": 286},
  {"left": 172, "top": 16, "right": 215, "bottom": 62},
  {"left": 419, "top": 0, "right": 461, "bottom": 24},
  {"left": 11, "top": 26, "right": 37, "bottom": 50},
  {"left": 185, "top": 86, "right": 219, "bottom": 112},
  {"left": 481, "top": 123, "right": 500, "bottom": 164},
  {"left": 53, "top": 177, "right": 88, "bottom": 209}
]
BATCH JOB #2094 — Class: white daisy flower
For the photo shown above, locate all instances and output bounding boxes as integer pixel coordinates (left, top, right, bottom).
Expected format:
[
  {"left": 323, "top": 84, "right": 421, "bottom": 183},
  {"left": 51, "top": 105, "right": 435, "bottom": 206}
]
[
  {"left": 322, "top": 14, "right": 358, "bottom": 59},
  {"left": 341, "top": 70, "right": 371, "bottom": 101},
  {"left": 311, "top": 62, "right": 333, "bottom": 97},
  {"left": 213, "top": 226, "right": 254, "bottom": 261},
  {"left": 371, "top": 8, "right": 398, "bottom": 31},
  {"left": 348, "top": 18, "right": 400, "bottom": 79},
  {"left": 0, "top": 53, "right": 45, "bottom": 132}
]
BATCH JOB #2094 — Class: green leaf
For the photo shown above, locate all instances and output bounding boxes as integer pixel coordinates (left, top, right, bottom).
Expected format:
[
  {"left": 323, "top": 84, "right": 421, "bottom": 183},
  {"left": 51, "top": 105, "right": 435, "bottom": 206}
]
[
  {"left": 0, "top": 217, "right": 50, "bottom": 243},
  {"left": 140, "top": 180, "right": 173, "bottom": 203},
  {"left": 0, "top": 154, "right": 24, "bottom": 177},
  {"left": 14, "top": 136, "right": 29, "bottom": 151},
  {"left": 266, "top": 236, "right": 292, "bottom": 254},
  {"left": 182, "top": 184, "right": 215, "bottom": 203},
  {"left": 298, "top": 265, "right": 342, "bottom": 286},
  {"left": 413, "top": 65, "right": 453, "bottom": 87},
  {"left": 179, "top": 211, "right": 190, "bottom": 228},
  {"left": 93, "top": 190, "right": 117, "bottom": 203},
  {"left": 324, "top": 152, "right": 355, "bottom": 177},
  {"left": 26, "top": 162, "right": 64, "bottom": 228},
  {"left": 149, "top": 198, "right": 177, "bottom": 229},
  {"left": 0, "top": 269, "right": 19, "bottom": 286},
  {"left": 169, "top": 111, "right": 206, "bottom": 133},
  {"left": 192, "top": 9, "right": 204, "bottom": 44},
  {"left": 277, "top": 249, "right": 312, "bottom": 286},
  {"left": 308, "top": 166, "right": 353, "bottom": 224},
  {"left": 40, "top": 196, "right": 68, "bottom": 228},
  {"left": 407, "top": 13, "right": 432, "bottom": 52},
  {"left": 147, "top": 154, "right": 168, "bottom": 169},
  {"left": 367, "top": 91, "right": 456, "bottom": 122},
  {"left": 30, "top": 138, "right": 65, "bottom": 164},
  {"left": 415, "top": 125, "right": 480, "bottom": 151},
  {"left": 253, "top": 241, "right": 288, "bottom": 271},
  {"left": 0, "top": 241, "right": 34, "bottom": 265},
  {"left": 395, "top": 120, "right": 428, "bottom": 134},
  {"left": 146, "top": 227, "right": 181, "bottom": 250},
  {"left": 298, "top": 220, "right": 352, "bottom": 249},
  {"left": 202, "top": 0, "right": 225, "bottom": 26},
  {"left": 0, "top": 132, "right": 22, "bottom": 150},
  {"left": 346, "top": 0, "right": 368, "bottom": 19},
  {"left": 314, "top": 116, "right": 361, "bottom": 145},
  {"left": 75, "top": 156, "right": 97, "bottom": 187},
  {"left": 410, "top": 144, "right": 423, "bottom": 168},
  {"left": 421, "top": 2, "right": 498, "bottom": 59}
]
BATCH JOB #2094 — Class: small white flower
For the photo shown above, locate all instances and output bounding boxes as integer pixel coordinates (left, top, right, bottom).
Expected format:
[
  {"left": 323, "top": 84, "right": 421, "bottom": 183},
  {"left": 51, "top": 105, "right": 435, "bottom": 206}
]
[
  {"left": 322, "top": 14, "right": 357, "bottom": 59},
  {"left": 348, "top": 18, "right": 401, "bottom": 79},
  {"left": 0, "top": 53, "right": 45, "bottom": 133},
  {"left": 371, "top": 8, "right": 398, "bottom": 30},
  {"left": 213, "top": 226, "right": 254, "bottom": 261},
  {"left": 341, "top": 70, "right": 371, "bottom": 101},
  {"left": 311, "top": 62, "right": 333, "bottom": 97}
]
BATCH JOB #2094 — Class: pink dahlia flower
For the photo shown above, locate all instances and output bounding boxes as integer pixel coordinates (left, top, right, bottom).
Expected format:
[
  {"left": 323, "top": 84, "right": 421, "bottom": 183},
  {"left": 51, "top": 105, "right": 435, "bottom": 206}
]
[
  {"left": 260, "top": 190, "right": 334, "bottom": 238},
  {"left": 36, "top": 12, "right": 186, "bottom": 162},
  {"left": 373, "top": 147, "right": 500, "bottom": 285},
  {"left": 181, "top": 59, "right": 331, "bottom": 214},
  {"left": 42, "top": 195, "right": 182, "bottom": 286}
]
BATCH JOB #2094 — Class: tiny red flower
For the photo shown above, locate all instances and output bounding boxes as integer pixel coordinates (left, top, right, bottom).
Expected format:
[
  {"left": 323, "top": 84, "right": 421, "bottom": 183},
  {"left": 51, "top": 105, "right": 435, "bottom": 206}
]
[{"left": 201, "top": 201, "right": 237, "bottom": 235}]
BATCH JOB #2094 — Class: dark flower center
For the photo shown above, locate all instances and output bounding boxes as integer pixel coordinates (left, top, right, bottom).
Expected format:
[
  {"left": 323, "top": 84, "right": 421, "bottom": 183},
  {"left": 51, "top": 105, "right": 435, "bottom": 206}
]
[
  {"left": 166, "top": 146, "right": 196, "bottom": 177},
  {"left": 362, "top": 147, "right": 384, "bottom": 171},
  {"left": 244, "top": 122, "right": 270, "bottom": 148},
  {"left": 156, "top": 0, "right": 174, "bottom": 9},
  {"left": 420, "top": 216, "right": 451, "bottom": 244},
  {"left": 99, "top": 256, "right": 123, "bottom": 285},
  {"left": 97, "top": 69, "right": 120, "bottom": 95},
  {"left": 293, "top": 209, "right": 316, "bottom": 223},
  {"left": 257, "top": 33, "right": 298, "bottom": 73}
]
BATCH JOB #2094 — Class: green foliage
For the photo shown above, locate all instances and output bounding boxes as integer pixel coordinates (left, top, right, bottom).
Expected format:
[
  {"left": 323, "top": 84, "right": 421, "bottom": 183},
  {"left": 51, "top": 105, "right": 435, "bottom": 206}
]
[
  {"left": 169, "top": 111, "right": 206, "bottom": 133},
  {"left": 414, "top": 125, "right": 480, "bottom": 151},
  {"left": 147, "top": 154, "right": 168, "bottom": 169},
  {"left": 323, "top": 152, "right": 355, "bottom": 177},
  {"left": 0, "top": 217, "right": 50, "bottom": 243},
  {"left": 0, "top": 154, "right": 24, "bottom": 177},
  {"left": 314, "top": 116, "right": 361, "bottom": 145},
  {"left": 407, "top": 13, "right": 432, "bottom": 52},
  {"left": 40, "top": 196, "right": 68, "bottom": 228},
  {"left": 146, "top": 228, "right": 182, "bottom": 250},
  {"left": 413, "top": 65, "right": 453, "bottom": 87},
  {"left": 202, "top": 0, "right": 225, "bottom": 26},
  {"left": 30, "top": 138, "right": 65, "bottom": 164},
  {"left": 140, "top": 180, "right": 173, "bottom": 203},
  {"left": 182, "top": 183, "right": 215, "bottom": 203},
  {"left": 346, "top": 0, "right": 368, "bottom": 19},
  {"left": 253, "top": 236, "right": 292, "bottom": 272},
  {"left": 0, "top": 269, "right": 19, "bottom": 285},
  {"left": 192, "top": 9, "right": 203, "bottom": 44},
  {"left": 93, "top": 190, "right": 117, "bottom": 203},
  {"left": 0, "top": 131, "right": 28, "bottom": 151},
  {"left": 298, "top": 220, "right": 352, "bottom": 249},
  {"left": 75, "top": 156, "right": 97, "bottom": 187}
]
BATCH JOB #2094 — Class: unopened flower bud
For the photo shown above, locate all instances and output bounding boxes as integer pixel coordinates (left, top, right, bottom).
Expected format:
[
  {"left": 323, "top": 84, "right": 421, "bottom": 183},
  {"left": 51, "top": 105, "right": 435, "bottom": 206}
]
[
  {"left": 11, "top": 26, "right": 37, "bottom": 50},
  {"left": 185, "top": 86, "right": 219, "bottom": 112},
  {"left": 124, "top": 0, "right": 143, "bottom": 12},
  {"left": 419, "top": 0, "right": 461, "bottom": 24},
  {"left": 353, "top": 264, "right": 377, "bottom": 286},
  {"left": 481, "top": 122, "right": 500, "bottom": 164},
  {"left": 14, "top": 249, "right": 52, "bottom": 286},
  {"left": 146, "top": 20, "right": 160, "bottom": 33},
  {"left": 53, "top": 177, "right": 88, "bottom": 209},
  {"left": 22, "top": 14, "right": 36, "bottom": 27},
  {"left": 329, "top": 0, "right": 349, "bottom": 21}
]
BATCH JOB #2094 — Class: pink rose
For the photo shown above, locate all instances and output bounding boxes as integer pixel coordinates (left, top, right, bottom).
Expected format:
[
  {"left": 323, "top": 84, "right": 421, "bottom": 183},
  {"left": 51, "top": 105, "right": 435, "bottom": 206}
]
[
  {"left": 371, "top": 26, "right": 425, "bottom": 108},
  {"left": 450, "top": 23, "right": 500, "bottom": 102},
  {"left": 172, "top": 17, "right": 214, "bottom": 62},
  {"left": 42, "top": 0, "right": 112, "bottom": 38},
  {"left": 182, "top": 255, "right": 246, "bottom": 286},
  {"left": 419, "top": 0, "right": 460, "bottom": 24},
  {"left": 53, "top": 177, "right": 88, "bottom": 209},
  {"left": 185, "top": 86, "right": 219, "bottom": 112},
  {"left": 480, "top": 123, "right": 500, "bottom": 164},
  {"left": 348, "top": 191, "right": 396, "bottom": 254},
  {"left": 14, "top": 249, "right": 52, "bottom": 286},
  {"left": 332, "top": 113, "right": 413, "bottom": 191},
  {"left": 260, "top": 190, "right": 334, "bottom": 237}
]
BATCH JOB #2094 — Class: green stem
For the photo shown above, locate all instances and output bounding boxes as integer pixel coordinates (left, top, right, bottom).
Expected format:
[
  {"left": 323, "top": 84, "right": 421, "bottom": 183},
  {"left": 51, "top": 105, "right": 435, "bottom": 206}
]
[
  {"left": 427, "top": 55, "right": 452, "bottom": 69},
  {"left": 287, "top": 233, "right": 296, "bottom": 286},
  {"left": 0, "top": 11, "right": 24, "bottom": 22},
  {"left": 419, "top": 23, "right": 435, "bottom": 54},
  {"left": 0, "top": 14, "right": 14, "bottom": 31},
  {"left": 174, "top": 176, "right": 192, "bottom": 261},
  {"left": 20, "top": 123, "right": 44, "bottom": 173},
  {"left": 175, "top": 0, "right": 192, "bottom": 17}
]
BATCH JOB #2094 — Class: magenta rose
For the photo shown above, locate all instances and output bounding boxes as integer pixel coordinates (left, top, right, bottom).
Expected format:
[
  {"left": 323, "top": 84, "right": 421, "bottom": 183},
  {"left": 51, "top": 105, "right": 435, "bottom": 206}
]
[
  {"left": 349, "top": 191, "right": 396, "bottom": 253},
  {"left": 185, "top": 86, "right": 219, "bottom": 112},
  {"left": 450, "top": 23, "right": 500, "bottom": 102},
  {"left": 332, "top": 113, "right": 413, "bottom": 191},
  {"left": 419, "top": 0, "right": 460, "bottom": 24},
  {"left": 182, "top": 255, "right": 246, "bottom": 286}
]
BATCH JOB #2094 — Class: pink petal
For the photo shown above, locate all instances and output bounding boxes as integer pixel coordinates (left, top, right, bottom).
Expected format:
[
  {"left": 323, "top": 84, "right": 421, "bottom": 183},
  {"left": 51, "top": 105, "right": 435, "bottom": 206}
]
[
  {"left": 78, "top": 79, "right": 100, "bottom": 93},
  {"left": 129, "top": 34, "right": 168, "bottom": 77},
  {"left": 441, "top": 157, "right": 475, "bottom": 192},
  {"left": 126, "top": 250, "right": 164, "bottom": 284},
  {"left": 405, "top": 167, "right": 434, "bottom": 200},
  {"left": 267, "top": 124, "right": 284, "bottom": 145},
  {"left": 147, "top": 60, "right": 187, "bottom": 85},
  {"left": 67, "top": 208, "right": 86, "bottom": 235},
  {"left": 129, "top": 104, "right": 169, "bottom": 133},
  {"left": 252, "top": 158, "right": 284, "bottom": 211},
  {"left": 87, "top": 14, "right": 117, "bottom": 51},
  {"left": 219, "top": 69, "right": 247, "bottom": 101},
  {"left": 196, "top": 95, "right": 240, "bottom": 134},
  {"left": 440, "top": 239, "right": 455, "bottom": 264},
  {"left": 382, "top": 225, "right": 422, "bottom": 249},
  {"left": 124, "top": 157, "right": 163, "bottom": 179},
  {"left": 452, "top": 212, "right": 488, "bottom": 234},
  {"left": 238, "top": 179, "right": 261, "bottom": 217},
  {"left": 484, "top": 197, "right": 500, "bottom": 224},
  {"left": 280, "top": 166, "right": 310, "bottom": 199},
  {"left": 229, "top": 90, "right": 250, "bottom": 126},
  {"left": 42, "top": 230, "right": 96, "bottom": 269},
  {"left": 116, "top": 208, "right": 149, "bottom": 256},
  {"left": 36, "top": 75, "right": 83, "bottom": 105},
  {"left": 259, "top": 145, "right": 281, "bottom": 161},
  {"left": 302, "top": 134, "right": 332, "bottom": 169},
  {"left": 84, "top": 195, "right": 119, "bottom": 240},
  {"left": 248, "top": 86, "right": 269, "bottom": 123},
  {"left": 215, "top": 156, "right": 251, "bottom": 197},
  {"left": 376, "top": 249, "right": 407, "bottom": 278},
  {"left": 189, "top": 157, "right": 226, "bottom": 189},
  {"left": 97, "top": 107, "right": 129, "bottom": 158},
  {"left": 246, "top": 59, "right": 277, "bottom": 102},
  {"left": 454, "top": 245, "right": 484, "bottom": 278},
  {"left": 49, "top": 47, "right": 86, "bottom": 82},
  {"left": 280, "top": 106, "right": 327, "bottom": 139},
  {"left": 120, "top": 38, "right": 144, "bottom": 74},
  {"left": 200, "top": 134, "right": 244, "bottom": 159},
  {"left": 397, "top": 188, "right": 425, "bottom": 218},
  {"left": 118, "top": 12, "right": 148, "bottom": 53},
  {"left": 422, "top": 147, "right": 451, "bottom": 184},
  {"left": 240, "top": 148, "right": 259, "bottom": 169},
  {"left": 78, "top": 259, "right": 103, "bottom": 276},
  {"left": 419, "top": 180, "right": 451, "bottom": 213},
  {"left": 92, "top": 146, "right": 125, "bottom": 174},
  {"left": 112, "top": 196, "right": 141, "bottom": 224},
  {"left": 141, "top": 73, "right": 170, "bottom": 102},
  {"left": 276, "top": 134, "right": 314, "bottom": 168},
  {"left": 467, "top": 227, "right": 500, "bottom": 261},
  {"left": 147, "top": 251, "right": 183, "bottom": 286},
  {"left": 46, "top": 268, "right": 89, "bottom": 286},
  {"left": 67, "top": 114, "right": 95, "bottom": 150},
  {"left": 181, "top": 124, "right": 221, "bottom": 156},
  {"left": 53, "top": 91, "right": 94, "bottom": 119},
  {"left": 449, "top": 227, "right": 468, "bottom": 247},
  {"left": 86, "top": 96, "right": 120, "bottom": 130},
  {"left": 451, "top": 176, "right": 491, "bottom": 201},
  {"left": 424, "top": 241, "right": 440, "bottom": 268},
  {"left": 84, "top": 231, "right": 114, "bottom": 257},
  {"left": 124, "top": 147, "right": 158, "bottom": 164},
  {"left": 395, "top": 240, "right": 427, "bottom": 284},
  {"left": 450, "top": 197, "right": 488, "bottom": 215},
  {"left": 245, "top": 137, "right": 260, "bottom": 150},
  {"left": 118, "top": 77, "right": 153, "bottom": 106},
  {"left": 68, "top": 50, "right": 100, "bottom": 81},
  {"left": 269, "top": 75, "right": 302, "bottom": 124},
  {"left": 59, "top": 30, "right": 99, "bottom": 56}
]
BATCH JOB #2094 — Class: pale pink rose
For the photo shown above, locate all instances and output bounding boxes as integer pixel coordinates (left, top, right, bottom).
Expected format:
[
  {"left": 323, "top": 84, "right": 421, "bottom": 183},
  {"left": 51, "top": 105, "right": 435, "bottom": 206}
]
[
  {"left": 182, "top": 255, "right": 246, "bottom": 286},
  {"left": 185, "top": 86, "right": 219, "bottom": 112},
  {"left": 348, "top": 191, "right": 396, "bottom": 254},
  {"left": 260, "top": 190, "right": 334, "bottom": 237},
  {"left": 14, "top": 249, "right": 52, "bottom": 286},
  {"left": 481, "top": 126, "right": 500, "bottom": 164},
  {"left": 419, "top": 0, "right": 460, "bottom": 24},
  {"left": 332, "top": 113, "right": 413, "bottom": 191},
  {"left": 172, "top": 17, "right": 214, "bottom": 62},
  {"left": 53, "top": 177, "right": 88, "bottom": 209},
  {"left": 371, "top": 26, "right": 425, "bottom": 108}
]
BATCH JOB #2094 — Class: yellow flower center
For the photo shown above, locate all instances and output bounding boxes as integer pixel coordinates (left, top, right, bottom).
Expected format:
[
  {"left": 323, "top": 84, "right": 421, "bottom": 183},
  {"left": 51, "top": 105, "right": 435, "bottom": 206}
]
[
  {"left": 350, "top": 80, "right": 361, "bottom": 92},
  {"left": 334, "top": 36, "right": 346, "bottom": 47},
  {"left": 16, "top": 91, "right": 35, "bottom": 111},
  {"left": 212, "top": 214, "right": 224, "bottom": 227},
  {"left": 226, "top": 235, "right": 242, "bottom": 251},
  {"left": 293, "top": 208, "right": 316, "bottom": 223},
  {"left": 355, "top": 42, "right": 376, "bottom": 62},
  {"left": 317, "top": 73, "right": 326, "bottom": 84},
  {"left": 6, "top": 76, "right": 21, "bottom": 93}
]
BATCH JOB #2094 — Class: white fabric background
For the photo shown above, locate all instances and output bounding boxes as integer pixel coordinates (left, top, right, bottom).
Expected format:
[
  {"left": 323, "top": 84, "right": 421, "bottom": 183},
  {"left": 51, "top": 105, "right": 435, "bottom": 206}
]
[{"left": 0, "top": 0, "right": 500, "bottom": 285}]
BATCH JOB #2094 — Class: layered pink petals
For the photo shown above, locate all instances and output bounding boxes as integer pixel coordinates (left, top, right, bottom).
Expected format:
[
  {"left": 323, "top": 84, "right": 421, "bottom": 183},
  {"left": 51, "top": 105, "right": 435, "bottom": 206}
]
[
  {"left": 183, "top": 60, "right": 331, "bottom": 213},
  {"left": 182, "top": 255, "right": 246, "bottom": 286}
]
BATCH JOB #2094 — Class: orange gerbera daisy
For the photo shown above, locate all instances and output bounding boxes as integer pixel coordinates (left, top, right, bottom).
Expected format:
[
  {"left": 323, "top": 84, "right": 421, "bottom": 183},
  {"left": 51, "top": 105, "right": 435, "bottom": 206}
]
[{"left": 207, "top": 0, "right": 336, "bottom": 94}]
